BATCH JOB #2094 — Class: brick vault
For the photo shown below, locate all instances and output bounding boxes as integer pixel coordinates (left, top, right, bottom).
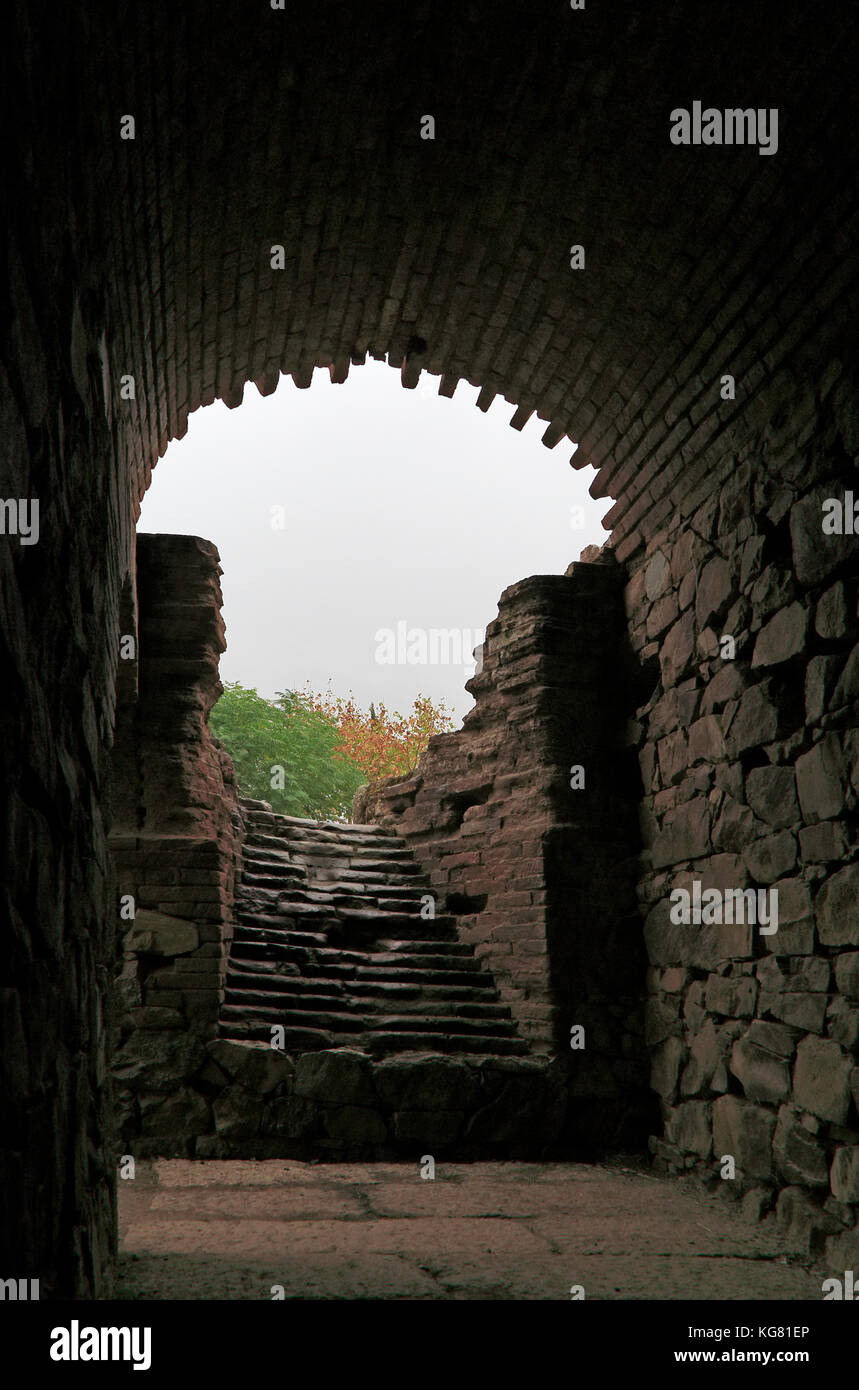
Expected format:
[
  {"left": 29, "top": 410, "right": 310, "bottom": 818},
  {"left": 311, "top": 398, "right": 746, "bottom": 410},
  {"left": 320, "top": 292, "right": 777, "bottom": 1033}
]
[{"left": 1, "top": 1, "right": 857, "bottom": 1295}]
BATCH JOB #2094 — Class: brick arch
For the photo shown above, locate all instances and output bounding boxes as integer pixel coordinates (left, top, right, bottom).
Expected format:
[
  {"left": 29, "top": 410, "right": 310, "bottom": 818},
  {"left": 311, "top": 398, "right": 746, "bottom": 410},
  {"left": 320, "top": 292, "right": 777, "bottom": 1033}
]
[
  {"left": 3, "top": 0, "right": 857, "bottom": 1297},
  {"left": 65, "top": 2, "right": 849, "bottom": 555}
]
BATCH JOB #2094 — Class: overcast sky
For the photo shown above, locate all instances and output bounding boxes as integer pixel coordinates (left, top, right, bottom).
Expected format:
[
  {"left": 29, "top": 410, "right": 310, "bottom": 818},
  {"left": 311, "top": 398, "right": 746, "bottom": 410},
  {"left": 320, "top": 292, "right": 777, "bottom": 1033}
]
[{"left": 138, "top": 361, "right": 611, "bottom": 724}]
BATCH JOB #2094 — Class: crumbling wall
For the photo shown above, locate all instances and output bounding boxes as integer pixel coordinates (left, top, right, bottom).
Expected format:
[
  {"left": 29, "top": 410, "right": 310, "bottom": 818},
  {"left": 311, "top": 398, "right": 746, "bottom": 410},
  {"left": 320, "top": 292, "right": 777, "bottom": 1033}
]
[
  {"left": 359, "top": 563, "right": 655, "bottom": 1151},
  {"left": 109, "top": 534, "right": 241, "bottom": 1155}
]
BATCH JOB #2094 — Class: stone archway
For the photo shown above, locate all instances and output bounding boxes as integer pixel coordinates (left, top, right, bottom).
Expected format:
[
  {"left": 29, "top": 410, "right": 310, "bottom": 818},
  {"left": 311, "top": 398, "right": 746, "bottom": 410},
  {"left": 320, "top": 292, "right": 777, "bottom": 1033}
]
[{"left": 2, "top": 1, "right": 856, "bottom": 1295}]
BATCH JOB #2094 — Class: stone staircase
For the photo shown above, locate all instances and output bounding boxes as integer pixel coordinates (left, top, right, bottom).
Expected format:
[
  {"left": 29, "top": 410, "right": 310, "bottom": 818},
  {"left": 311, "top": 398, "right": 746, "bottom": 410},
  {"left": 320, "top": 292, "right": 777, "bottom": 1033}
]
[{"left": 219, "top": 799, "right": 527, "bottom": 1057}]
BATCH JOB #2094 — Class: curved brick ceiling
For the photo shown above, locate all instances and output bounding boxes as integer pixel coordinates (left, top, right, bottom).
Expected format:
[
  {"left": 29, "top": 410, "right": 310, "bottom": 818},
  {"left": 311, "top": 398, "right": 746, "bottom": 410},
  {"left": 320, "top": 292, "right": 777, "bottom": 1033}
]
[{"left": 39, "top": 3, "right": 857, "bottom": 561}]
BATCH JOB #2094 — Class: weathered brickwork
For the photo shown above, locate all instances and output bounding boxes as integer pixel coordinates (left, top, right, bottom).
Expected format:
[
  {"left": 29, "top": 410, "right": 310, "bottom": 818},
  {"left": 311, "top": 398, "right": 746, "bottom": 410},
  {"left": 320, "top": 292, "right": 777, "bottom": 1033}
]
[
  {"left": 2, "top": 1, "right": 855, "bottom": 1293},
  {"left": 359, "top": 565, "right": 655, "bottom": 1150}
]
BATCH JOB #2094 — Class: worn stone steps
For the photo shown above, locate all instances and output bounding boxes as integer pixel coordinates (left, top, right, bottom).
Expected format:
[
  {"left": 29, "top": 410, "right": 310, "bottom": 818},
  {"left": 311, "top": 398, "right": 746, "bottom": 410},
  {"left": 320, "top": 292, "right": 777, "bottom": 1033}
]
[
  {"left": 224, "top": 974, "right": 511, "bottom": 1019},
  {"left": 219, "top": 801, "right": 525, "bottom": 1057},
  {"left": 219, "top": 1018, "right": 528, "bottom": 1056},
  {"left": 227, "top": 964, "right": 500, "bottom": 1004},
  {"left": 235, "top": 907, "right": 460, "bottom": 942}
]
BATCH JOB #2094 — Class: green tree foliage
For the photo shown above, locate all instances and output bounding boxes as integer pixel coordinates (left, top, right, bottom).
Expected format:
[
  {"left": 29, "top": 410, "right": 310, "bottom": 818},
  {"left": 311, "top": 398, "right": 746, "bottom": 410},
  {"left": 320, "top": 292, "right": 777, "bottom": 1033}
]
[{"left": 210, "top": 682, "right": 365, "bottom": 820}]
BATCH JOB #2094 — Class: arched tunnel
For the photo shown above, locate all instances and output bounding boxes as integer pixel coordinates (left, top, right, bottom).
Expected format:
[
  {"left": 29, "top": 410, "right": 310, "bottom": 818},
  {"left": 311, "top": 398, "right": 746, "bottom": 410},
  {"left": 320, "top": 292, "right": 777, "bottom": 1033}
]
[{"left": 1, "top": 1, "right": 858, "bottom": 1302}]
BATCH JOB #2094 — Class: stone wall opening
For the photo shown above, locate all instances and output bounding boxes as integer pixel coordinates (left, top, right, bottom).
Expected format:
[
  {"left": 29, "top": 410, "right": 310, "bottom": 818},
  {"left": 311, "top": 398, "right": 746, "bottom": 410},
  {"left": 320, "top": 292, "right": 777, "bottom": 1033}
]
[{"left": 3, "top": 1, "right": 856, "bottom": 1295}]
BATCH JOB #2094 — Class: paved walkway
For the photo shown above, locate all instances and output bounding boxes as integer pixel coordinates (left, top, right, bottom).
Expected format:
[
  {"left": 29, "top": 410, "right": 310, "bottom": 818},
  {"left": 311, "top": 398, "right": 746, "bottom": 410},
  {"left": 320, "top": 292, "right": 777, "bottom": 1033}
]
[{"left": 116, "top": 1158, "right": 822, "bottom": 1300}]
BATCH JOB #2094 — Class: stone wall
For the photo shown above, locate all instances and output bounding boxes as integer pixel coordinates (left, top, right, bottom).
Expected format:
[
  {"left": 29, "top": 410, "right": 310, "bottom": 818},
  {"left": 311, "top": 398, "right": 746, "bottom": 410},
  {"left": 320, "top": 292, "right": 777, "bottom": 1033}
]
[
  {"left": 116, "top": 1041, "right": 565, "bottom": 1162},
  {"left": 629, "top": 361, "right": 859, "bottom": 1263},
  {"left": 109, "top": 534, "right": 242, "bottom": 1154},
  {"left": 359, "top": 564, "right": 656, "bottom": 1152}
]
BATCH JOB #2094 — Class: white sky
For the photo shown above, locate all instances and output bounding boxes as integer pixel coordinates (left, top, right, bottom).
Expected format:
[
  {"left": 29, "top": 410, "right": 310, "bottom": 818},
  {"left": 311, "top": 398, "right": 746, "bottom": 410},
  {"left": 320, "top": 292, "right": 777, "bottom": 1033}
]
[{"left": 138, "top": 361, "right": 612, "bottom": 724}]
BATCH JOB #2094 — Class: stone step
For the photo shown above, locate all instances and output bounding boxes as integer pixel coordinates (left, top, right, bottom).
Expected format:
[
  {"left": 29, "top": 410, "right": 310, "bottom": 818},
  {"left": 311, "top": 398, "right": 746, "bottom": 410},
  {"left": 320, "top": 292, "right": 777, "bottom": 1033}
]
[
  {"left": 219, "top": 1021, "right": 338, "bottom": 1051},
  {"left": 232, "top": 927, "right": 473, "bottom": 957},
  {"left": 245, "top": 823, "right": 404, "bottom": 851},
  {"left": 235, "top": 910, "right": 459, "bottom": 941},
  {"left": 229, "top": 960, "right": 492, "bottom": 991},
  {"left": 224, "top": 806, "right": 524, "bottom": 1059},
  {"left": 364, "top": 1032, "right": 529, "bottom": 1056},
  {"left": 224, "top": 981, "right": 512, "bottom": 1021},
  {"left": 220, "top": 1000, "right": 365, "bottom": 1032},
  {"left": 219, "top": 1003, "right": 523, "bottom": 1049},
  {"left": 239, "top": 881, "right": 427, "bottom": 909},
  {"left": 226, "top": 964, "right": 500, "bottom": 1003},
  {"left": 222, "top": 992, "right": 512, "bottom": 1033},
  {"left": 229, "top": 940, "right": 485, "bottom": 972},
  {"left": 229, "top": 945, "right": 488, "bottom": 986}
]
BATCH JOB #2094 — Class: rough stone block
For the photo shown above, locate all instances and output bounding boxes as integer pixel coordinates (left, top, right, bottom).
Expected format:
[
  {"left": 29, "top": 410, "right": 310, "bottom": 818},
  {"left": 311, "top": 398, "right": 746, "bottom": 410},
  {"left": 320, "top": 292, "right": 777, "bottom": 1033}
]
[
  {"left": 799, "top": 820, "right": 848, "bottom": 862},
  {"left": 700, "top": 663, "right": 746, "bottom": 714},
  {"left": 730, "top": 1031, "right": 791, "bottom": 1104},
  {"left": 260, "top": 1095, "right": 318, "bottom": 1139},
  {"left": 124, "top": 1005, "right": 184, "bottom": 1030},
  {"left": 834, "top": 953, "right": 859, "bottom": 1001},
  {"left": 815, "top": 582, "right": 849, "bottom": 640},
  {"left": 761, "top": 991, "right": 827, "bottom": 1033},
  {"left": 727, "top": 683, "right": 781, "bottom": 755},
  {"left": 645, "top": 550, "right": 671, "bottom": 601},
  {"left": 141, "top": 1087, "right": 211, "bottom": 1138},
  {"left": 823, "top": 1226, "right": 859, "bottom": 1276},
  {"left": 751, "top": 603, "right": 808, "bottom": 668},
  {"left": 650, "top": 1036, "right": 686, "bottom": 1100},
  {"left": 777, "top": 1185, "right": 842, "bottom": 1255},
  {"left": 743, "top": 831, "right": 797, "bottom": 883},
  {"left": 659, "top": 610, "right": 696, "bottom": 685},
  {"left": 651, "top": 797, "right": 710, "bottom": 867},
  {"left": 790, "top": 485, "right": 849, "bottom": 588},
  {"left": 744, "top": 765, "right": 799, "bottom": 829},
  {"left": 762, "top": 878, "right": 815, "bottom": 955},
  {"left": 687, "top": 715, "right": 726, "bottom": 764},
  {"left": 796, "top": 736, "right": 846, "bottom": 823},
  {"left": 206, "top": 1039, "right": 294, "bottom": 1095},
  {"left": 665, "top": 1100, "right": 712, "bottom": 1157},
  {"left": 805, "top": 654, "right": 843, "bottom": 723},
  {"left": 680, "top": 1020, "right": 724, "bottom": 1096},
  {"left": 773, "top": 1107, "right": 829, "bottom": 1188},
  {"left": 295, "top": 1049, "right": 376, "bottom": 1106},
  {"left": 830, "top": 1146, "right": 859, "bottom": 1203},
  {"left": 324, "top": 1105, "right": 387, "bottom": 1145},
  {"left": 212, "top": 1083, "right": 264, "bottom": 1138},
  {"left": 793, "top": 1036, "right": 853, "bottom": 1124},
  {"left": 124, "top": 909, "right": 200, "bottom": 956},
  {"left": 392, "top": 1109, "right": 464, "bottom": 1144},
  {"left": 827, "top": 997, "right": 859, "bottom": 1050},
  {"left": 833, "top": 643, "right": 859, "bottom": 709},
  {"left": 756, "top": 953, "right": 830, "bottom": 995},
  {"left": 712, "top": 1095, "right": 775, "bottom": 1180},
  {"left": 696, "top": 557, "right": 732, "bottom": 628},
  {"left": 644, "top": 995, "right": 682, "bottom": 1045},
  {"left": 113, "top": 1032, "right": 206, "bottom": 1093},
  {"left": 704, "top": 973, "right": 757, "bottom": 1018},
  {"left": 816, "top": 864, "right": 859, "bottom": 947}
]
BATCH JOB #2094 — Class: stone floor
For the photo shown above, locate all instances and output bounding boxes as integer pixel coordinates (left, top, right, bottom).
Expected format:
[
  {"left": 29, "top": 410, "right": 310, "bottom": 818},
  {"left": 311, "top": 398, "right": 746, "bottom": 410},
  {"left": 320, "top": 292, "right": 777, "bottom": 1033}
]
[{"left": 115, "top": 1157, "right": 824, "bottom": 1300}]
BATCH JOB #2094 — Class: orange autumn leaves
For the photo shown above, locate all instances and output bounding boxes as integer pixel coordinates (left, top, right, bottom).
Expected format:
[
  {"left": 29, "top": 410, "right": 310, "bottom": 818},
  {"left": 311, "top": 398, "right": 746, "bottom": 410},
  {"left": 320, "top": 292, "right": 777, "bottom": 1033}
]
[{"left": 301, "top": 687, "right": 455, "bottom": 782}]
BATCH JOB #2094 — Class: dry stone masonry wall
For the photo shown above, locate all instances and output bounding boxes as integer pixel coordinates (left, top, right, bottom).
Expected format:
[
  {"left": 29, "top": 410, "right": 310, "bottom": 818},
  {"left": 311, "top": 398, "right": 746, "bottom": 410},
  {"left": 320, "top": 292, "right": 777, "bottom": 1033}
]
[{"left": 631, "top": 363, "right": 859, "bottom": 1265}]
